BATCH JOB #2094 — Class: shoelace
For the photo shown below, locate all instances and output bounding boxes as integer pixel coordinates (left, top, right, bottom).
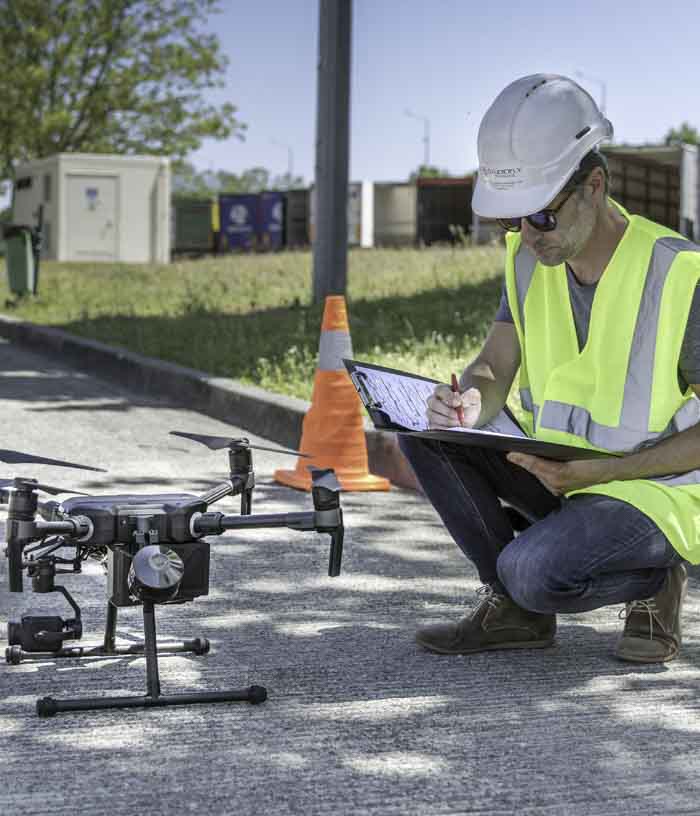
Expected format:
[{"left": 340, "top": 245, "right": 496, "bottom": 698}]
[
  {"left": 619, "top": 598, "right": 661, "bottom": 640},
  {"left": 476, "top": 584, "right": 506, "bottom": 610}
]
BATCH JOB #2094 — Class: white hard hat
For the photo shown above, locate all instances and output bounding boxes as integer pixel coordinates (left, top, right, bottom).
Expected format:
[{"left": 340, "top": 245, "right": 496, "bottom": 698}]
[{"left": 471, "top": 74, "right": 613, "bottom": 219}]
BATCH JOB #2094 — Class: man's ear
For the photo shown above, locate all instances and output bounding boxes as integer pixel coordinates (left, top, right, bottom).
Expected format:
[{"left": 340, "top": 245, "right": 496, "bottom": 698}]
[{"left": 587, "top": 167, "right": 606, "bottom": 202}]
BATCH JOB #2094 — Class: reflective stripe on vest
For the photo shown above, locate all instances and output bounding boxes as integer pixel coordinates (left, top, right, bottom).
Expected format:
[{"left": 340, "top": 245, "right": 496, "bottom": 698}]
[{"left": 512, "top": 236, "right": 700, "bottom": 452}]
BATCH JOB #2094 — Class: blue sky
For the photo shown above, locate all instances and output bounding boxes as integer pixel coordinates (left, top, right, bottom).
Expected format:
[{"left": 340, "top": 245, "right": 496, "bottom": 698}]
[{"left": 189, "top": 0, "right": 700, "bottom": 184}]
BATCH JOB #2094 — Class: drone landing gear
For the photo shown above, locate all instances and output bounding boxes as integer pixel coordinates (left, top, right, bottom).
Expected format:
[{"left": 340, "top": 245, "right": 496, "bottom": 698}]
[{"left": 35, "top": 600, "right": 267, "bottom": 717}]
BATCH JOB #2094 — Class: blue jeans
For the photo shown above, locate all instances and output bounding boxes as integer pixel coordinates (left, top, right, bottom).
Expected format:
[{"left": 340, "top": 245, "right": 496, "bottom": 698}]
[{"left": 398, "top": 434, "right": 683, "bottom": 614}]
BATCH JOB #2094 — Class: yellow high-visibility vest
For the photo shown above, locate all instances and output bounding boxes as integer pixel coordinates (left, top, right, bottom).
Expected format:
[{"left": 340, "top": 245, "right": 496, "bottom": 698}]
[{"left": 505, "top": 201, "right": 700, "bottom": 561}]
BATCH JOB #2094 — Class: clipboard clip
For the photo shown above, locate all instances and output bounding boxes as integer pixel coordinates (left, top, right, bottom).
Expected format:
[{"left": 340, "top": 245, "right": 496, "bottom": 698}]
[{"left": 350, "top": 371, "right": 382, "bottom": 410}]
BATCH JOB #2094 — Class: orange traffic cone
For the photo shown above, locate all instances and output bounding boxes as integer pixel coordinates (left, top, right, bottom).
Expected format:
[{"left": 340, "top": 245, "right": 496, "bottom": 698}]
[{"left": 274, "top": 295, "right": 390, "bottom": 492}]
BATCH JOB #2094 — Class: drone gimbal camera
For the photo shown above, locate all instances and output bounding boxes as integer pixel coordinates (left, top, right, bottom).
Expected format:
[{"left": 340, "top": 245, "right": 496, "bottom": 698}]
[{"left": 3, "top": 432, "right": 344, "bottom": 717}]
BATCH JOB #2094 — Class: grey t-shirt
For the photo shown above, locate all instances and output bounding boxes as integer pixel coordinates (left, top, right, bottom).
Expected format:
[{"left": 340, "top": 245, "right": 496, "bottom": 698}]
[{"left": 494, "top": 268, "right": 700, "bottom": 392}]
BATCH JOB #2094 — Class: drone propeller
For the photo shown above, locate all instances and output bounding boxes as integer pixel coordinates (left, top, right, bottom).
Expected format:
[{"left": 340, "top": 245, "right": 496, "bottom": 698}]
[
  {"left": 0, "top": 477, "right": 88, "bottom": 496},
  {"left": 309, "top": 467, "right": 342, "bottom": 493},
  {"left": 170, "top": 431, "right": 310, "bottom": 458},
  {"left": 0, "top": 448, "right": 105, "bottom": 472}
]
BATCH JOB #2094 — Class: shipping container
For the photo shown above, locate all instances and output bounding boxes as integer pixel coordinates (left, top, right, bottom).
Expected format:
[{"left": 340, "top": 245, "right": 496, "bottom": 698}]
[
  {"left": 373, "top": 182, "right": 417, "bottom": 246},
  {"left": 12, "top": 153, "right": 170, "bottom": 263},
  {"left": 348, "top": 181, "right": 374, "bottom": 247},
  {"left": 417, "top": 176, "right": 474, "bottom": 245},
  {"left": 218, "top": 193, "right": 258, "bottom": 251},
  {"left": 172, "top": 197, "right": 215, "bottom": 254},
  {"left": 309, "top": 181, "right": 374, "bottom": 247},
  {"left": 258, "top": 191, "right": 285, "bottom": 251},
  {"left": 284, "top": 189, "right": 310, "bottom": 248},
  {"left": 601, "top": 144, "right": 699, "bottom": 239},
  {"left": 217, "top": 191, "right": 296, "bottom": 252},
  {"left": 471, "top": 143, "right": 700, "bottom": 243}
]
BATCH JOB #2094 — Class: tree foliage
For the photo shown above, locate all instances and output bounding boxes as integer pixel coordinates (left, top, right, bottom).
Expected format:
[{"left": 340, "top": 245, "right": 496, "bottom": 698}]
[
  {"left": 664, "top": 122, "right": 699, "bottom": 146},
  {"left": 0, "top": 0, "right": 245, "bottom": 179},
  {"left": 408, "top": 164, "right": 452, "bottom": 181},
  {"left": 172, "top": 161, "right": 305, "bottom": 197}
]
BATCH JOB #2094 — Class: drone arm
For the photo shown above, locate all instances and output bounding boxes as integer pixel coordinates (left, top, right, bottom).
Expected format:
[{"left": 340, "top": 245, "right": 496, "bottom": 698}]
[
  {"left": 38, "top": 499, "right": 61, "bottom": 520},
  {"left": 192, "top": 508, "right": 344, "bottom": 577},
  {"left": 195, "top": 511, "right": 315, "bottom": 535},
  {"left": 6, "top": 516, "right": 92, "bottom": 592},
  {"left": 193, "top": 475, "right": 254, "bottom": 509},
  {"left": 197, "top": 480, "right": 236, "bottom": 506},
  {"left": 197, "top": 509, "right": 343, "bottom": 534},
  {"left": 35, "top": 517, "right": 92, "bottom": 538}
]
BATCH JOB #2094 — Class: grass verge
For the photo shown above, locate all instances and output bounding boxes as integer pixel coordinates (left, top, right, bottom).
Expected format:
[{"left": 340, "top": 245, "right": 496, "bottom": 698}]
[{"left": 0, "top": 245, "right": 511, "bottom": 405}]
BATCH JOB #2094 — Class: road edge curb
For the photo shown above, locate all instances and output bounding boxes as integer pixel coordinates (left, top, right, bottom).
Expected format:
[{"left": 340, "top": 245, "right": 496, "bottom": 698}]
[{"left": 0, "top": 314, "right": 420, "bottom": 490}]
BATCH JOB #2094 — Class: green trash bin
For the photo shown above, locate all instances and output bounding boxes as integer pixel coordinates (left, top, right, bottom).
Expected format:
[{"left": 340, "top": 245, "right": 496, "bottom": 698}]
[{"left": 3, "top": 224, "right": 39, "bottom": 295}]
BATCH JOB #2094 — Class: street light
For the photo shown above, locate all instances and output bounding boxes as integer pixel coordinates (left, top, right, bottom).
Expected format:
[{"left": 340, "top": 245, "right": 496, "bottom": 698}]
[
  {"left": 404, "top": 108, "right": 431, "bottom": 167},
  {"left": 574, "top": 70, "right": 607, "bottom": 117},
  {"left": 270, "top": 138, "right": 294, "bottom": 179}
]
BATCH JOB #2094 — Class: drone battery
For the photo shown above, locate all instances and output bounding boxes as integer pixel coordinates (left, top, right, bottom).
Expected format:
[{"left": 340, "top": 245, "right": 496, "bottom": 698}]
[{"left": 108, "top": 540, "right": 210, "bottom": 607}]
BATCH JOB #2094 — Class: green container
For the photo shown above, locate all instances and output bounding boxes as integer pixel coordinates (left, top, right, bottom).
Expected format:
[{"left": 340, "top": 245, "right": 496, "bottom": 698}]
[
  {"left": 173, "top": 198, "right": 214, "bottom": 253},
  {"left": 4, "top": 226, "right": 37, "bottom": 295}
]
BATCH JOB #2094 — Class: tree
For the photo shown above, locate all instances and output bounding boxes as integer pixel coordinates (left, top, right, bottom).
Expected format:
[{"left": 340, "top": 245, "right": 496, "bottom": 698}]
[
  {"left": 0, "top": 0, "right": 245, "bottom": 180},
  {"left": 171, "top": 162, "right": 306, "bottom": 197},
  {"left": 664, "top": 122, "right": 699, "bottom": 146},
  {"left": 218, "top": 167, "right": 270, "bottom": 193},
  {"left": 171, "top": 160, "right": 217, "bottom": 198},
  {"left": 217, "top": 167, "right": 305, "bottom": 192},
  {"left": 408, "top": 164, "right": 451, "bottom": 182},
  {"left": 270, "top": 171, "right": 306, "bottom": 191}
]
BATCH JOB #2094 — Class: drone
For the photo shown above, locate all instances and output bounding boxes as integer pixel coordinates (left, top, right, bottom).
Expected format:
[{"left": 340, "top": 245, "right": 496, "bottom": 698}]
[{"left": 2, "top": 432, "right": 344, "bottom": 718}]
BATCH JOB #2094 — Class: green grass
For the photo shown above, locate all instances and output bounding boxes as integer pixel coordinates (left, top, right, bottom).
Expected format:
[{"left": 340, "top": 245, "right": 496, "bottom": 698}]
[{"left": 0, "top": 246, "right": 509, "bottom": 404}]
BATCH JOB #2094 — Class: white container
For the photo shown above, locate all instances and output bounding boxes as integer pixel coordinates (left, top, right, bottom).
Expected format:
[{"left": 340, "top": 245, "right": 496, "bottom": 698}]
[
  {"left": 12, "top": 153, "right": 170, "bottom": 263},
  {"left": 680, "top": 143, "right": 699, "bottom": 240},
  {"left": 373, "top": 183, "right": 417, "bottom": 246},
  {"left": 309, "top": 180, "right": 374, "bottom": 248},
  {"left": 347, "top": 181, "right": 374, "bottom": 247}
]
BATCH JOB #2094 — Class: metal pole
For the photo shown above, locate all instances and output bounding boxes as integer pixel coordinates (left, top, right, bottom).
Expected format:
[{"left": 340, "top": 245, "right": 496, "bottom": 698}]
[
  {"left": 312, "top": 0, "right": 352, "bottom": 303},
  {"left": 271, "top": 139, "right": 294, "bottom": 180},
  {"left": 424, "top": 118, "right": 431, "bottom": 166},
  {"left": 405, "top": 109, "right": 431, "bottom": 168}
]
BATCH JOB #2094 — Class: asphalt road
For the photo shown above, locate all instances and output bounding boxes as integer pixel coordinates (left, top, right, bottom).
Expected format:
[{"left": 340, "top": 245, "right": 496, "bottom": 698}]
[{"left": 2, "top": 337, "right": 700, "bottom": 816}]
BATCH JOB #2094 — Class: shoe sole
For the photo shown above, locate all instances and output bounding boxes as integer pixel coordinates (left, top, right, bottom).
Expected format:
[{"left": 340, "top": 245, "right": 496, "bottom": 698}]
[
  {"left": 614, "top": 649, "right": 679, "bottom": 664},
  {"left": 415, "top": 636, "right": 555, "bottom": 655}
]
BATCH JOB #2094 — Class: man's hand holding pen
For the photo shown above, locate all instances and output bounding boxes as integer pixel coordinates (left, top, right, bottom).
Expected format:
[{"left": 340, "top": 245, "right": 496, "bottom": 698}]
[{"left": 426, "top": 376, "right": 482, "bottom": 429}]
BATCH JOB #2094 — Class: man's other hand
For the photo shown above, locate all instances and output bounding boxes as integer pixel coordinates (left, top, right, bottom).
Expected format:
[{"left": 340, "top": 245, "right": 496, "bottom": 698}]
[{"left": 506, "top": 453, "right": 610, "bottom": 495}]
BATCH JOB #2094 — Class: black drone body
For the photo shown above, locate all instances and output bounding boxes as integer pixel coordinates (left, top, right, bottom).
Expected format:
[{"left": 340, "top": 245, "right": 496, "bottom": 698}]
[{"left": 3, "top": 433, "right": 344, "bottom": 718}]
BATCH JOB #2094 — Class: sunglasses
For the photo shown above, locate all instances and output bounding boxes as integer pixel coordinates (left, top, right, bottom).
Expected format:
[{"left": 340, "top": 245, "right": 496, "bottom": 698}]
[{"left": 498, "top": 186, "right": 578, "bottom": 233}]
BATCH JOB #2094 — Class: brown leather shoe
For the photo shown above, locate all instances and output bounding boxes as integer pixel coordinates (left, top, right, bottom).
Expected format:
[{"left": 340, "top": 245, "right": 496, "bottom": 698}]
[
  {"left": 615, "top": 562, "right": 687, "bottom": 663},
  {"left": 415, "top": 585, "right": 556, "bottom": 655}
]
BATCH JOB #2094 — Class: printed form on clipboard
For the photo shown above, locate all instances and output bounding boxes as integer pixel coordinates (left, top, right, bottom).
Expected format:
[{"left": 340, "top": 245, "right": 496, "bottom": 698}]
[
  {"left": 342, "top": 359, "right": 617, "bottom": 462},
  {"left": 343, "top": 359, "right": 526, "bottom": 437}
]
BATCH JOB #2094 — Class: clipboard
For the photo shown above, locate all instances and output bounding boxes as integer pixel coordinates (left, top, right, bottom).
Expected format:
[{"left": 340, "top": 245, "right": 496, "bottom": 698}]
[
  {"left": 344, "top": 358, "right": 438, "bottom": 432},
  {"left": 343, "top": 358, "right": 617, "bottom": 462}
]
